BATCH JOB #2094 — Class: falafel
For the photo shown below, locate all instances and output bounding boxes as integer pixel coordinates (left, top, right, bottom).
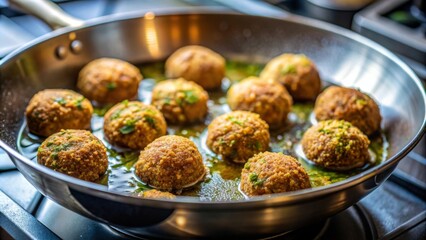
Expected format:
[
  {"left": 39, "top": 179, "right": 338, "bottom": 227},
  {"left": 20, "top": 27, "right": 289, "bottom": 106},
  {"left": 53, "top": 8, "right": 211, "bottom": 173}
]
[
  {"left": 206, "top": 111, "right": 270, "bottom": 163},
  {"left": 260, "top": 54, "right": 321, "bottom": 101},
  {"left": 301, "top": 120, "right": 370, "bottom": 170},
  {"left": 314, "top": 86, "right": 381, "bottom": 135},
  {"left": 37, "top": 129, "right": 108, "bottom": 182},
  {"left": 77, "top": 58, "right": 142, "bottom": 104},
  {"left": 151, "top": 78, "right": 209, "bottom": 124},
  {"left": 138, "top": 189, "right": 176, "bottom": 199},
  {"left": 240, "top": 152, "right": 311, "bottom": 196},
  {"left": 103, "top": 101, "right": 166, "bottom": 149},
  {"left": 134, "top": 135, "right": 206, "bottom": 192},
  {"left": 25, "top": 89, "right": 93, "bottom": 137},
  {"left": 227, "top": 77, "right": 293, "bottom": 129},
  {"left": 165, "top": 45, "right": 225, "bottom": 90}
]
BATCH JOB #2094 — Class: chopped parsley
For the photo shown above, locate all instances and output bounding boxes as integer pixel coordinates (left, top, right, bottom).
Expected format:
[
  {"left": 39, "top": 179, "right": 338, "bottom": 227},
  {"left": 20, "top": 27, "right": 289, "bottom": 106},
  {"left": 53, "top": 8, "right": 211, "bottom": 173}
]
[
  {"left": 163, "top": 97, "right": 172, "bottom": 105},
  {"left": 47, "top": 142, "right": 73, "bottom": 161},
  {"left": 252, "top": 141, "right": 261, "bottom": 150},
  {"left": 54, "top": 97, "right": 67, "bottom": 105},
  {"left": 319, "top": 128, "right": 332, "bottom": 134},
  {"left": 94, "top": 105, "right": 112, "bottom": 117},
  {"left": 281, "top": 64, "right": 297, "bottom": 75},
  {"left": 119, "top": 118, "right": 139, "bottom": 134},
  {"left": 52, "top": 142, "right": 72, "bottom": 152},
  {"left": 335, "top": 141, "right": 346, "bottom": 155},
  {"left": 228, "top": 116, "right": 244, "bottom": 126},
  {"left": 244, "top": 162, "right": 250, "bottom": 170},
  {"left": 106, "top": 82, "right": 117, "bottom": 91},
  {"left": 182, "top": 90, "right": 199, "bottom": 104},
  {"left": 249, "top": 172, "right": 258, "bottom": 182},
  {"left": 50, "top": 152, "right": 58, "bottom": 160},
  {"left": 111, "top": 109, "right": 123, "bottom": 120},
  {"left": 73, "top": 97, "right": 85, "bottom": 110},
  {"left": 249, "top": 172, "right": 265, "bottom": 186},
  {"left": 110, "top": 151, "right": 139, "bottom": 170},
  {"left": 356, "top": 98, "right": 367, "bottom": 106},
  {"left": 144, "top": 115, "right": 156, "bottom": 129},
  {"left": 119, "top": 125, "right": 135, "bottom": 134}
]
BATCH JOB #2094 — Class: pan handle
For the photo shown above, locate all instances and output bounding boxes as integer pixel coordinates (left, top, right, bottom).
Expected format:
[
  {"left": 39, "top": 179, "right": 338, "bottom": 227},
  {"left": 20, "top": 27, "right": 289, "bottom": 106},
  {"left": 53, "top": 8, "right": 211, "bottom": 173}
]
[{"left": 8, "top": 0, "right": 84, "bottom": 30}]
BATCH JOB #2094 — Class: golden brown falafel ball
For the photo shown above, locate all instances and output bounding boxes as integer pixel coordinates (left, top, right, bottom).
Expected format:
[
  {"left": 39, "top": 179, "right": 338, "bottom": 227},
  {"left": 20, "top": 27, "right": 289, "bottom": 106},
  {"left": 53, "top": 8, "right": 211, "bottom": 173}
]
[
  {"left": 260, "top": 54, "right": 321, "bottom": 101},
  {"left": 77, "top": 58, "right": 142, "bottom": 104},
  {"left": 151, "top": 78, "right": 209, "bottom": 124},
  {"left": 207, "top": 111, "right": 270, "bottom": 163},
  {"left": 134, "top": 135, "right": 206, "bottom": 192},
  {"left": 301, "top": 120, "right": 370, "bottom": 170},
  {"left": 25, "top": 89, "right": 93, "bottom": 137},
  {"left": 165, "top": 45, "right": 225, "bottom": 90},
  {"left": 314, "top": 86, "right": 381, "bottom": 135},
  {"left": 103, "top": 101, "right": 166, "bottom": 150},
  {"left": 240, "top": 152, "right": 311, "bottom": 196},
  {"left": 138, "top": 189, "right": 176, "bottom": 199},
  {"left": 227, "top": 77, "right": 293, "bottom": 129},
  {"left": 37, "top": 129, "right": 108, "bottom": 182}
]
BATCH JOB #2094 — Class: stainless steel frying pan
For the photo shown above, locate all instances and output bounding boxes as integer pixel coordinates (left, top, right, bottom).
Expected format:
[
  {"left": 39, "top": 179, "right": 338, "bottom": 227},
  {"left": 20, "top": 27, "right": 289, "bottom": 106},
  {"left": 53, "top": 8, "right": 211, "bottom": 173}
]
[{"left": 1, "top": 0, "right": 425, "bottom": 238}]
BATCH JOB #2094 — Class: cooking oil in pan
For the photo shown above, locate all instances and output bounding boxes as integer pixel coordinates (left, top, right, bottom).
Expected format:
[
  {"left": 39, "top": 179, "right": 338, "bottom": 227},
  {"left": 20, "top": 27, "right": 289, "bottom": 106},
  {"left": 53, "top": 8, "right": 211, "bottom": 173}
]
[{"left": 17, "top": 61, "right": 388, "bottom": 201}]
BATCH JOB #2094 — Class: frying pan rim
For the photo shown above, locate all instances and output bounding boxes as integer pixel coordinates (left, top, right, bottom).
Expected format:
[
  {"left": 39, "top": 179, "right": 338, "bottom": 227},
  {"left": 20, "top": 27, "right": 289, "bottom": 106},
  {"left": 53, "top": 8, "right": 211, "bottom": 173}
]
[{"left": 0, "top": 10, "right": 425, "bottom": 208}]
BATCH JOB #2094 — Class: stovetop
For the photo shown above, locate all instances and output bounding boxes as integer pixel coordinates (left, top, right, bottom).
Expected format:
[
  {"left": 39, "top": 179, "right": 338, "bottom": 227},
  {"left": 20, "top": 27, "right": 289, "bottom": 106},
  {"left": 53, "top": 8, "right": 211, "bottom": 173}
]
[{"left": 0, "top": 0, "right": 425, "bottom": 239}]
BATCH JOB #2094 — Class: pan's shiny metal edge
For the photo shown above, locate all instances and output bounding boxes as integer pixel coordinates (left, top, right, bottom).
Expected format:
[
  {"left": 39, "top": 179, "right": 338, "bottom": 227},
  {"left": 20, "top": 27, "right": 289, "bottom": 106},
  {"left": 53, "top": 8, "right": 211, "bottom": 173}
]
[
  {"left": 1, "top": 8, "right": 425, "bottom": 208},
  {"left": 1, "top": 7, "right": 426, "bottom": 237}
]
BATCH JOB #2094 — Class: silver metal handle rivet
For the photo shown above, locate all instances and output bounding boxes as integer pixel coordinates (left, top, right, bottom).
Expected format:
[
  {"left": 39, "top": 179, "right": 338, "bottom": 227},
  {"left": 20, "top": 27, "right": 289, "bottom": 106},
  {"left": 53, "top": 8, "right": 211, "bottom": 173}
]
[
  {"left": 70, "top": 40, "right": 83, "bottom": 54},
  {"left": 55, "top": 46, "right": 67, "bottom": 59}
]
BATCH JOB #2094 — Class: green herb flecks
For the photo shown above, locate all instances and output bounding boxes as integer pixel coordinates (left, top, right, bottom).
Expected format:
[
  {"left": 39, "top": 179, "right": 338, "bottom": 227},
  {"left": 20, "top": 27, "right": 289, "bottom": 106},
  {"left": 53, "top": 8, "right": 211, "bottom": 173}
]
[
  {"left": 107, "top": 148, "right": 119, "bottom": 159},
  {"left": 281, "top": 64, "right": 297, "bottom": 75},
  {"left": 106, "top": 82, "right": 117, "bottom": 91},
  {"left": 94, "top": 105, "right": 112, "bottom": 117},
  {"left": 52, "top": 142, "right": 72, "bottom": 152},
  {"left": 249, "top": 172, "right": 258, "bottom": 183},
  {"left": 97, "top": 169, "right": 110, "bottom": 185},
  {"left": 54, "top": 97, "right": 67, "bottom": 105},
  {"left": 356, "top": 98, "right": 367, "bottom": 106},
  {"left": 136, "top": 181, "right": 153, "bottom": 192},
  {"left": 163, "top": 97, "right": 172, "bottom": 105},
  {"left": 122, "top": 99, "right": 129, "bottom": 107},
  {"left": 182, "top": 90, "right": 199, "bottom": 104},
  {"left": 119, "top": 118, "right": 139, "bottom": 134},
  {"left": 139, "top": 62, "right": 165, "bottom": 82},
  {"left": 319, "top": 128, "right": 332, "bottom": 134},
  {"left": 249, "top": 172, "right": 265, "bottom": 186},
  {"left": 73, "top": 97, "right": 85, "bottom": 110},
  {"left": 251, "top": 141, "right": 261, "bottom": 150},
  {"left": 119, "top": 125, "right": 135, "bottom": 134},
  {"left": 244, "top": 162, "right": 250, "bottom": 170},
  {"left": 144, "top": 115, "right": 156, "bottom": 129},
  {"left": 50, "top": 152, "right": 58, "bottom": 160},
  {"left": 47, "top": 142, "right": 73, "bottom": 161},
  {"left": 225, "top": 61, "right": 264, "bottom": 82},
  {"left": 228, "top": 116, "right": 244, "bottom": 126},
  {"left": 110, "top": 109, "right": 123, "bottom": 120},
  {"left": 110, "top": 151, "right": 139, "bottom": 170}
]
